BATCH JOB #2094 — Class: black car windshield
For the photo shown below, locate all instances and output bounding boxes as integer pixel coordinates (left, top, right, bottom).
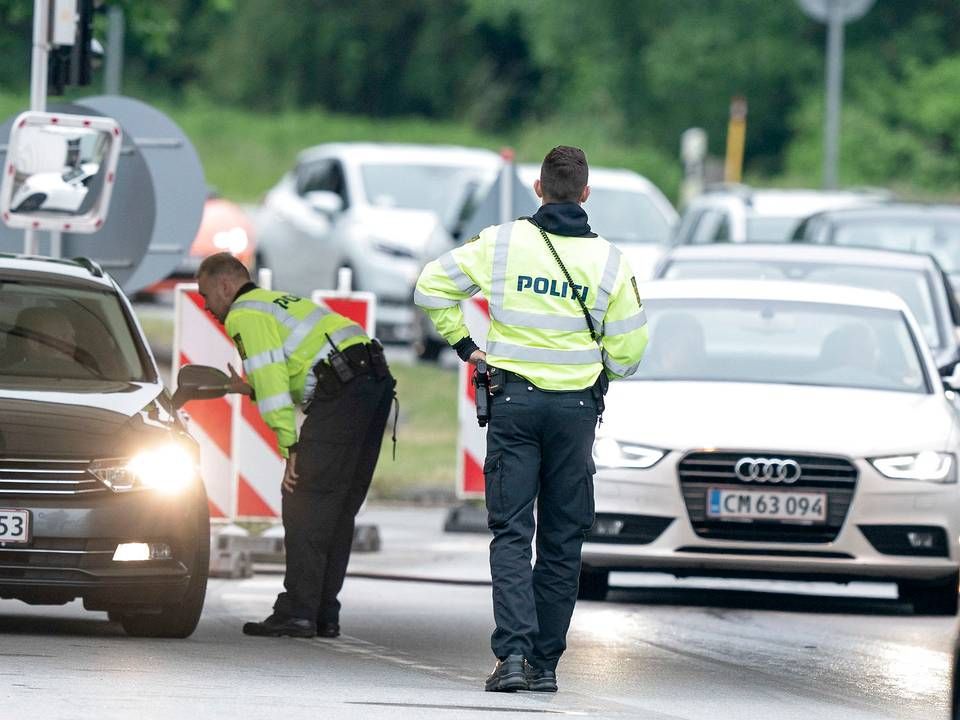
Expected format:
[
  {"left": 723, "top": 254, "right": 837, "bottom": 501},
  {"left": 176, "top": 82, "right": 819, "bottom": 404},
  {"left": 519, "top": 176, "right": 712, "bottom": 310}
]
[
  {"left": 832, "top": 219, "right": 960, "bottom": 275},
  {"left": 585, "top": 187, "right": 671, "bottom": 244},
  {"left": 0, "top": 280, "right": 149, "bottom": 386},
  {"left": 661, "top": 260, "right": 943, "bottom": 349},
  {"left": 632, "top": 298, "right": 928, "bottom": 394},
  {"left": 360, "top": 163, "right": 494, "bottom": 219}
]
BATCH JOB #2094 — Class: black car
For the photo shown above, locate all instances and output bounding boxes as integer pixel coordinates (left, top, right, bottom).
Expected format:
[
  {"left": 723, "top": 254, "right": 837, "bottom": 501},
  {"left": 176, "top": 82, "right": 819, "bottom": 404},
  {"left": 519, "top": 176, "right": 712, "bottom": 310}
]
[{"left": 0, "top": 255, "right": 209, "bottom": 638}]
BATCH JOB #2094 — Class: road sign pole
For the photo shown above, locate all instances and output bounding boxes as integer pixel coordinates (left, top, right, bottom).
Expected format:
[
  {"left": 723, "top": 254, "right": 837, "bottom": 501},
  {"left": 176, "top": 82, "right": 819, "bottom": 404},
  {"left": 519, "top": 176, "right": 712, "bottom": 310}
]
[
  {"left": 824, "top": 3, "right": 844, "bottom": 190},
  {"left": 25, "top": 0, "right": 50, "bottom": 255}
]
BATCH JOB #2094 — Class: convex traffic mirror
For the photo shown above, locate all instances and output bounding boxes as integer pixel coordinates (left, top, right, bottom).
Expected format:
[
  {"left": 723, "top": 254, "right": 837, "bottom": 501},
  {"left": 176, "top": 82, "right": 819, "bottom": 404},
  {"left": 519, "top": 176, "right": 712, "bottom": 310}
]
[{"left": 0, "top": 111, "right": 122, "bottom": 233}]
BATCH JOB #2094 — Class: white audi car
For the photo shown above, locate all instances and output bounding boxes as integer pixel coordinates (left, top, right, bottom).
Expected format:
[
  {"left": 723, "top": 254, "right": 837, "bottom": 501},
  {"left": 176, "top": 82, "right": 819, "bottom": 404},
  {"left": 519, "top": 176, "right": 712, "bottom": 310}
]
[{"left": 583, "top": 279, "right": 960, "bottom": 614}]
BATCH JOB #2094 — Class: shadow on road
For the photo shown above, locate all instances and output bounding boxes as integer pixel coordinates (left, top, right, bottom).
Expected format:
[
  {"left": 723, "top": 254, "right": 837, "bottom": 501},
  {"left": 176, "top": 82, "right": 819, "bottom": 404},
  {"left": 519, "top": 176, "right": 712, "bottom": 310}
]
[
  {"left": 0, "top": 611, "right": 125, "bottom": 637},
  {"left": 604, "top": 585, "right": 914, "bottom": 616}
]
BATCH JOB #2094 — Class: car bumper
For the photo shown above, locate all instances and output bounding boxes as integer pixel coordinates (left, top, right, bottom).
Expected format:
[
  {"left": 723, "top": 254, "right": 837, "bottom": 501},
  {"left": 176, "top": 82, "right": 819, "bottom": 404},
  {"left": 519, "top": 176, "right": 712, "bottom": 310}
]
[
  {"left": 584, "top": 454, "right": 960, "bottom": 583},
  {"left": 0, "top": 488, "right": 205, "bottom": 608}
]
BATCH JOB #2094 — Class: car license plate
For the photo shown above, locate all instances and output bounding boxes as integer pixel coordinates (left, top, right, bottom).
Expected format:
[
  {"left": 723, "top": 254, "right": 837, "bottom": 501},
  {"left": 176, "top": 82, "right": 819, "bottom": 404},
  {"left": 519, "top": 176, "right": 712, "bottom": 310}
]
[
  {"left": 707, "top": 488, "right": 826, "bottom": 523},
  {"left": 0, "top": 509, "right": 30, "bottom": 544}
]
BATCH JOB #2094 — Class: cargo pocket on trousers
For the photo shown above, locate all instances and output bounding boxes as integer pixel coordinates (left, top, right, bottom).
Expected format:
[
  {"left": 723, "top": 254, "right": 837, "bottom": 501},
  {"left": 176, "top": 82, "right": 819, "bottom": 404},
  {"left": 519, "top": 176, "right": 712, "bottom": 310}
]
[
  {"left": 484, "top": 454, "right": 504, "bottom": 525},
  {"left": 582, "top": 456, "right": 597, "bottom": 533}
]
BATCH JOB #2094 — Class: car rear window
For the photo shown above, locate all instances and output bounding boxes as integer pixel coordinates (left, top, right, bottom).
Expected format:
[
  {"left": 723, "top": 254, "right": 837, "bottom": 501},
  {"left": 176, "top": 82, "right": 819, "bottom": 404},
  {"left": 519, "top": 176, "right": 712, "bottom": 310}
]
[{"left": 0, "top": 280, "right": 149, "bottom": 386}]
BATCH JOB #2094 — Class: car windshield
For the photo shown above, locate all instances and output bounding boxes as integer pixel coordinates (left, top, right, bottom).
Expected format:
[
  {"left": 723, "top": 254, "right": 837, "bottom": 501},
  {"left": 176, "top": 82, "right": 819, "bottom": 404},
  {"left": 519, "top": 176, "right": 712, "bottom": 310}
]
[
  {"left": 360, "top": 162, "right": 494, "bottom": 219},
  {"left": 0, "top": 280, "right": 149, "bottom": 387},
  {"left": 745, "top": 215, "right": 800, "bottom": 242},
  {"left": 632, "top": 298, "right": 927, "bottom": 394},
  {"left": 661, "top": 260, "right": 943, "bottom": 349},
  {"left": 585, "top": 187, "right": 671, "bottom": 243},
  {"left": 832, "top": 219, "right": 960, "bottom": 275}
]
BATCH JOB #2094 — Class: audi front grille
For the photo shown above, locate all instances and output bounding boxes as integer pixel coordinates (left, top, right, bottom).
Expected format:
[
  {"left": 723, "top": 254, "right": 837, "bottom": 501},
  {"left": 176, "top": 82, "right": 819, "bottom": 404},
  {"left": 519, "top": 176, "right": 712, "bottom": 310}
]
[
  {"left": 678, "top": 451, "right": 857, "bottom": 543},
  {"left": 0, "top": 458, "right": 107, "bottom": 497}
]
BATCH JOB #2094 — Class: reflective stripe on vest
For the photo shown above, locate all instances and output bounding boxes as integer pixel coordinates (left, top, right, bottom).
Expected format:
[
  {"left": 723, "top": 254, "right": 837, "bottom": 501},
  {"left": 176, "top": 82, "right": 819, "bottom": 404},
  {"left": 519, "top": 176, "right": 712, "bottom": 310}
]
[
  {"left": 604, "top": 308, "right": 647, "bottom": 336},
  {"left": 439, "top": 251, "right": 477, "bottom": 293},
  {"left": 487, "top": 340, "right": 602, "bottom": 365},
  {"left": 243, "top": 347, "right": 286, "bottom": 374},
  {"left": 300, "top": 324, "right": 370, "bottom": 402},
  {"left": 413, "top": 288, "right": 458, "bottom": 309},
  {"left": 258, "top": 391, "right": 294, "bottom": 414},
  {"left": 232, "top": 300, "right": 301, "bottom": 330},
  {"left": 602, "top": 350, "right": 641, "bottom": 377}
]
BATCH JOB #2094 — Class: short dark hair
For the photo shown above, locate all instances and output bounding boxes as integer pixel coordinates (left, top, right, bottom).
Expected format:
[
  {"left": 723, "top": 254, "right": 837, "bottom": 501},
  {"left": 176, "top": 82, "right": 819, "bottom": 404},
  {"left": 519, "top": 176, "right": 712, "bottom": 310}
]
[
  {"left": 539, "top": 146, "right": 589, "bottom": 203},
  {"left": 197, "top": 252, "right": 250, "bottom": 281}
]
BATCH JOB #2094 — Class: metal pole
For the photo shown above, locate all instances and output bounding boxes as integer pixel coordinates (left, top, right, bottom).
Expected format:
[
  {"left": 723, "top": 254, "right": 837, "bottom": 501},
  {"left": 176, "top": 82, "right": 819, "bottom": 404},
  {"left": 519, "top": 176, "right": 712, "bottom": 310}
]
[
  {"left": 823, "top": 2, "right": 844, "bottom": 190},
  {"left": 104, "top": 5, "right": 124, "bottom": 95},
  {"left": 25, "top": 0, "right": 50, "bottom": 255}
]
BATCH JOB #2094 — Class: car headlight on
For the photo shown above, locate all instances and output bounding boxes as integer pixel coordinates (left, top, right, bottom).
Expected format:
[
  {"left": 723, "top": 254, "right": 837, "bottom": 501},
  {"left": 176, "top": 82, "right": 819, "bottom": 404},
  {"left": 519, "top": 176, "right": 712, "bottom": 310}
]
[
  {"left": 870, "top": 451, "right": 956, "bottom": 483},
  {"left": 593, "top": 438, "right": 666, "bottom": 469},
  {"left": 90, "top": 444, "right": 198, "bottom": 494}
]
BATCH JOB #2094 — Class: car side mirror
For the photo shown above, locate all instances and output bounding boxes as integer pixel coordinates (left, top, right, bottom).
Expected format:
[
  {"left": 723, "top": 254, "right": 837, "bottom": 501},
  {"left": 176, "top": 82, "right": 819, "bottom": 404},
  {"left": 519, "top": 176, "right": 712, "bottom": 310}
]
[
  {"left": 172, "top": 364, "right": 232, "bottom": 409},
  {"left": 305, "top": 190, "right": 343, "bottom": 216},
  {"left": 939, "top": 362, "right": 960, "bottom": 392},
  {"left": 0, "top": 111, "right": 122, "bottom": 233}
]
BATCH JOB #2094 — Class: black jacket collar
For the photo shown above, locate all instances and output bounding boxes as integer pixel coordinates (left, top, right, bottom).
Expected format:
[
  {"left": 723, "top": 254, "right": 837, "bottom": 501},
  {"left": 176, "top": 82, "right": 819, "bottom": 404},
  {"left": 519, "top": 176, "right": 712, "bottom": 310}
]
[
  {"left": 527, "top": 202, "right": 596, "bottom": 238},
  {"left": 231, "top": 281, "right": 258, "bottom": 306}
]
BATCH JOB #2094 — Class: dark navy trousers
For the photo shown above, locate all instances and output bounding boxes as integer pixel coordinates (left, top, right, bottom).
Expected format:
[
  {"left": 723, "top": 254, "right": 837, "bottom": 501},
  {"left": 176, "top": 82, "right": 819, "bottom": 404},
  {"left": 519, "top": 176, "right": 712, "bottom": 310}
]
[{"left": 484, "top": 381, "right": 598, "bottom": 670}]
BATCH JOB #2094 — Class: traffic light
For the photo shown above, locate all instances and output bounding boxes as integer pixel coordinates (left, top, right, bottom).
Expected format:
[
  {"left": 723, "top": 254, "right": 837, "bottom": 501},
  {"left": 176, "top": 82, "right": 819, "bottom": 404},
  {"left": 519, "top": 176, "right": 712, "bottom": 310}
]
[{"left": 48, "top": 0, "right": 98, "bottom": 95}]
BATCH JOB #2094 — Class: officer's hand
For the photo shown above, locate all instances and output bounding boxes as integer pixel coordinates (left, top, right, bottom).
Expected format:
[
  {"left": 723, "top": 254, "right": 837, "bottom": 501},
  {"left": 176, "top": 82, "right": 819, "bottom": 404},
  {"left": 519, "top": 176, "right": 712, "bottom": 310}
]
[
  {"left": 468, "top": 350, "right": 487, "bottom": 365},
  {"left": 226, "top": 363, "right": 253, "bottom": 396},
  {"left": 282, "top": 451, "right": 299, "bottom": 493}
]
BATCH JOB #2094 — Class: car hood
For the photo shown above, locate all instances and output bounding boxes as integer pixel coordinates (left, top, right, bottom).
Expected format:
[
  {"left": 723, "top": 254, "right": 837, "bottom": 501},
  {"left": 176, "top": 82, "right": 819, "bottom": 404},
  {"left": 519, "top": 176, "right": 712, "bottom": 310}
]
[
  {"left": 617, "top": 243, "right": 668, "bottom": 281},
  {"left": 0, "top": 383, "right": 179, "bottom": 458},
  {"left": 602, "top": 381, "right": 956, "bottom": 457},
  {"left": 354, "top": 207, "right": 445, "bottom": 253}
]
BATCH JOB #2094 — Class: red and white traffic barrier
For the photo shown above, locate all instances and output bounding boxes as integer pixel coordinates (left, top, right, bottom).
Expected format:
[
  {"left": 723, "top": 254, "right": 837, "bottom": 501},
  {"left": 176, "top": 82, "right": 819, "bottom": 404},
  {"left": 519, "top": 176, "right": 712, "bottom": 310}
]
[
  {"left": 458, "top": 297, "right": 490, "bottom": 499},
  {"left": 173, "top": 283, "right": 376, "bottom": 521}
]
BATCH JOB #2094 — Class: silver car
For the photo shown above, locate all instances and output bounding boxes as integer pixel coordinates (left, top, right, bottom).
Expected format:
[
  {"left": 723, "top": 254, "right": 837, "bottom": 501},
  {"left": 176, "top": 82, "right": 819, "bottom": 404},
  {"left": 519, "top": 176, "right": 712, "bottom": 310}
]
[
  {"left": 255, "top": 143, "right": 501, "bottom": 341},
  {"left": 583, "top": 279, "right": 960, "bottom": 615}
]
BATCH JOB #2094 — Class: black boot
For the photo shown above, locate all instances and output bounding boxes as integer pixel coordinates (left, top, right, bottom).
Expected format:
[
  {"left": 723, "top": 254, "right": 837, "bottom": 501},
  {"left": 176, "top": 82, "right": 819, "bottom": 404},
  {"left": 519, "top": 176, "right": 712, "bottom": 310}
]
[
  {"left": 242, "top": 613, "right": 316, "bottom": 638},
  {"left": 317, "top": 622, "right": 340, "bottom": 638},
  {"left": 484, "top": 655, "right": 527, "bottom": 692},
  {"left": 524, "top": 662, "right": 558, "bottom": 692}
]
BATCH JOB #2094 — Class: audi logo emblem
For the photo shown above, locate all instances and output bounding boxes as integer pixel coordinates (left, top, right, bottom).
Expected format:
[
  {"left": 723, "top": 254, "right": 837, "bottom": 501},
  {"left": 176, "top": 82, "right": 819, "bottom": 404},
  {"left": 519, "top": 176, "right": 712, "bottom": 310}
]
[{"left": 734, "top": 457, "right": 802, "bottom": 484}]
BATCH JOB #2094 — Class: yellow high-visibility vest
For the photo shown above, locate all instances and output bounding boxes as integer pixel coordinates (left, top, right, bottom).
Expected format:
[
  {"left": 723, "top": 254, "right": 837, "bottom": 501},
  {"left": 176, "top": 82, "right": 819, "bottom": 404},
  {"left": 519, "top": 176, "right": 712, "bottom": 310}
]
[
  {"left": 415, "top": 219, "right": 648, "bottom": 390},
  {"left": 225, "top": 287, "right": 369, "bottom": 456}
]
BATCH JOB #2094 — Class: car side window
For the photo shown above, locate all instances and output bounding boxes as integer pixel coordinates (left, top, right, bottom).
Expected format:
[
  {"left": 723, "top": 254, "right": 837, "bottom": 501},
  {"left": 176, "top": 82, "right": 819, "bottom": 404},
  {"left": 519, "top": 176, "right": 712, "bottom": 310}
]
[
  {"left": 691, "top": 209, "right": 728, "bottom": 244},
  {"left": 295, "top": 160, "right": 350, "bottom": 209},
  {"left": 673, "top": 208, "right": 705, "bottom": 245}
]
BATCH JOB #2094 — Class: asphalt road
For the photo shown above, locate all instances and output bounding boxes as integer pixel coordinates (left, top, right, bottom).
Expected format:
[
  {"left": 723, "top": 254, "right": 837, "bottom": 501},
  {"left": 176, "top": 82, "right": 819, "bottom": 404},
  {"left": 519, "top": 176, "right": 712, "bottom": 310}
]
[{"left": 0, "top": 571, "right": 955, "bottom": 719}]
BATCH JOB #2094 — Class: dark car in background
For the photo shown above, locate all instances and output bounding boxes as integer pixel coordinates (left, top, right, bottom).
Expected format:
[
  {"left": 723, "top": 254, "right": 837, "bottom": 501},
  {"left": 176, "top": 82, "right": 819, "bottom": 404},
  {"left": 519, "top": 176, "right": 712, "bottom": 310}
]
[
  {"left": 791, "top": 204, "right": 960, "bottom": 289},
  {"left": 654, "top": 243, "right": 960, "bottom": 369},
  {"left": 0, "top": 255, "right": 209, "bottom": 637}
]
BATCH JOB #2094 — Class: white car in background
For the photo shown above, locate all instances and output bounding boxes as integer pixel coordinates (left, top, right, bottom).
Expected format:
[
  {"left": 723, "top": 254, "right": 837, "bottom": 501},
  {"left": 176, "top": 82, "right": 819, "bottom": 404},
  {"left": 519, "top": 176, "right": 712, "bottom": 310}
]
[
  {"left": 255, "top": 143, "right": 501, "bottom": 341},
  {"left": 518, "top": 164, "right": 677, "bottom": 279},
  {"left": 672, "top": 185, "right": 891, "bottom": 245},
  {"left": 582, "top": 279, "right": 960, "bottom": 615}
]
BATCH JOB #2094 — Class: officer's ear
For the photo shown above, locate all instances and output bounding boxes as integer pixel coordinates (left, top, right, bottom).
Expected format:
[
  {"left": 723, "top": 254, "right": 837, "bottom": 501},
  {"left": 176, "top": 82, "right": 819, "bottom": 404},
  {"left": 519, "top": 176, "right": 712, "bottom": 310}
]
[
  {"left": 533, "top": 178, "right": 544, "bottom": 200},
  {"left": 580, "top": 185, "right": 591, "bottom": 204}
]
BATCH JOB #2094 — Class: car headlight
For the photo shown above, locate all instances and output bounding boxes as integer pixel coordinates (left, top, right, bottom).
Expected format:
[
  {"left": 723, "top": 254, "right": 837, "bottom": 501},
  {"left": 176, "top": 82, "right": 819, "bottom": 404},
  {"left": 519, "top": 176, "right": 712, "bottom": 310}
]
[
  {"left": 593, "top": 438, "right": 666, "bottom": 469},
  {"left": 90, "top": 444, "right": 198, "bottom": 494},
  {"left": 870, "top": 451, "right": 956, "bottom": 483},
  {"left": 371, "top": 239, "right": 416, "bottom": 259}
]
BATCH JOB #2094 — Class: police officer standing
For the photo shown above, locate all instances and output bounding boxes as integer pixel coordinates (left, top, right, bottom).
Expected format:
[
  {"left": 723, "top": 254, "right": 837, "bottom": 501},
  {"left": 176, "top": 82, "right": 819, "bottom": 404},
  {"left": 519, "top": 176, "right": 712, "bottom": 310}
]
[
  {"left": 197, "top": 253, "right": 395, "bottom": 638},
  {"left": 416, "top": 146, "right": 648, "bottom": 693}
]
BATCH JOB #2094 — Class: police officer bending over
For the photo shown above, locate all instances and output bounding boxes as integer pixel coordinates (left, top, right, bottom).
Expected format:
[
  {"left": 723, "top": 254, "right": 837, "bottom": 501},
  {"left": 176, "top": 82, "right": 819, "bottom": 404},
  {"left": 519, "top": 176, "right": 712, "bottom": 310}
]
[
  {"left": 197, "top": 253, "right": 396, "bottom": 639},
  {"left": 416, "top": 146, "right": 649, "bottom": 693}
]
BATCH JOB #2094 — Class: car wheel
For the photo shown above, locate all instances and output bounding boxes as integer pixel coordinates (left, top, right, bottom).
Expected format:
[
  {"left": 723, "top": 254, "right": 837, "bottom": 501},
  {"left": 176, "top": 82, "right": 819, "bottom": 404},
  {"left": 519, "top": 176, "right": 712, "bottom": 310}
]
[
  {"left": 577, "top": 567, "right": 609, "bottom": 601},
  {"left": 120, "top": 498, "right": 211, "bottom": 638},
  {"left": 899, "top": 572, "right": 959, "bottom": 616}
]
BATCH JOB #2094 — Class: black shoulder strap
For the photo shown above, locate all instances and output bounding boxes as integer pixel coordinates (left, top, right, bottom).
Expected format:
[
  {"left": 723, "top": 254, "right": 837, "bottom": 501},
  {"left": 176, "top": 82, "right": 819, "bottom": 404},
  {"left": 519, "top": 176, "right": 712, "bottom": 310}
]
[{"left": 523, "top": 217, "right": 601, "bottom": 345}]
